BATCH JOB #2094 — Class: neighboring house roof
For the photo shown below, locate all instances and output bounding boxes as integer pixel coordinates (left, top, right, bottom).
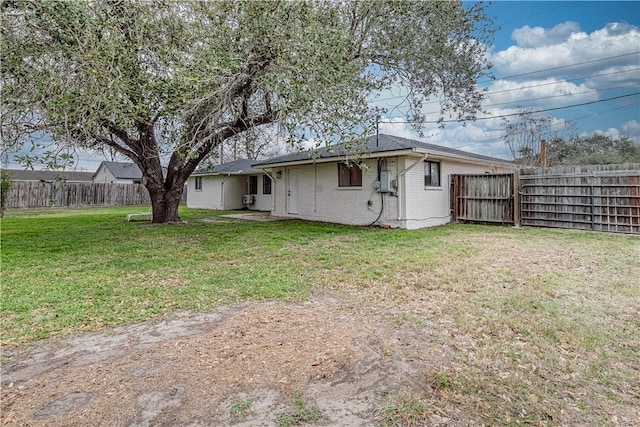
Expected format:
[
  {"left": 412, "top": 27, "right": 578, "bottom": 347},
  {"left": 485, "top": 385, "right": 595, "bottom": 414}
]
[
  {"left": 95, "top": 161, "right": 143, "bottom": 180},
  {"left": 4, "top": 169, "right": 94, "bottom": 182},
  {"left": 192, "top": 159, "right": 263, "bottom": 176},
  {"left": 254, "top": 134, "right": 514, "bottom": 167}
]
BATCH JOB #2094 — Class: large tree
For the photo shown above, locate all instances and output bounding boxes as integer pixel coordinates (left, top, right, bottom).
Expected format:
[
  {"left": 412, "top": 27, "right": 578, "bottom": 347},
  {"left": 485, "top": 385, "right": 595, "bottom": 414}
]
[
  {"left": 1, "top": 0, "right": 494, "bottom": 222},
  {"left": 548, "top": 134, "right": 640, "bottom": 166},
  {"left": 501, "top": 110, "right": 573, "bottom": 167}
]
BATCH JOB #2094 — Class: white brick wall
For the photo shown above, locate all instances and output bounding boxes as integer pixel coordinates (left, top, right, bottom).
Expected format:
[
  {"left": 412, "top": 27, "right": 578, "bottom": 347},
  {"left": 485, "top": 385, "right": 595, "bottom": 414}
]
[
  {"left": 270, "top": 168, "right": 287, "bottom": 216},
  {"left": 403, "top": 157, "right": 515, "bottom": 229},
  {"left": 187, "top": 175, "right": 225, "bottom": 209},
  {"left": 248, "top": 175, "right": 273, "bottom": 211},
  {"left": 186, "top": 174, "right": 272, "bottom": 211},
  {"left": 267, "top": 155, "right": 514, "bottom": 229},
  {"left": 223, "top": 176, "right": 247, "bottom": 210},
  {"left": 270, "top": 159, "right": 400, "bottom": 226}
]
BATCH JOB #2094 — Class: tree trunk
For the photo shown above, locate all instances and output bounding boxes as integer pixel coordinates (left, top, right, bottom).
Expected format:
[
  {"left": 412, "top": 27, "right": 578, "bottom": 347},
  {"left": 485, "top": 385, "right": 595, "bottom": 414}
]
[
  {"left": 133, "top": 133, "right": 190, "bottom": 223},
  {"left": 147, "top": 185, "right": 184, "bottom": 223}
]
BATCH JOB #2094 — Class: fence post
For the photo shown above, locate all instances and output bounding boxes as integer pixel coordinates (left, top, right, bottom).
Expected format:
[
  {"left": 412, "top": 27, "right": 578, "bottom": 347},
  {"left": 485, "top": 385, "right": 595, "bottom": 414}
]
[
  {"left": 513, "top": 170, "right": 520, "bottom": 227},
  {"left": 590, "top": 175, "right": 595, "bottom": 230},
  {"left": 451, "top": 175, "right": 459, "bottom": 222}
]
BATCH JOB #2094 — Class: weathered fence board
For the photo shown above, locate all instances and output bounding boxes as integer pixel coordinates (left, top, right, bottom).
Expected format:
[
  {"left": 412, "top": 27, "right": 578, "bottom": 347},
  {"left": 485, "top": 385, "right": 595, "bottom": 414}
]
[
  {"left": 519, "top": 164, "right": 640, "bottom": 234},
  {"left": 7, "top": 182, "right": 151, "bottom": 208},
  {"left": 450, "top": 174, "right": 515, "bottom": 225}
]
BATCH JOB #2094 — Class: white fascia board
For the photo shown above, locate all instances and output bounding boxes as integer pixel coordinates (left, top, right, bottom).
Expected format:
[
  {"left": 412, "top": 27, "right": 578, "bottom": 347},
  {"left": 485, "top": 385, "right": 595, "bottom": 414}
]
[
  {"left": 254, "top": 149, "right": 417, "bottom": 169},
  {"left": 191, "top": 171, "right": 262, "bottom": 177},
  {"left": 413, "top": 148, "right": 516, "bottom": 169}
]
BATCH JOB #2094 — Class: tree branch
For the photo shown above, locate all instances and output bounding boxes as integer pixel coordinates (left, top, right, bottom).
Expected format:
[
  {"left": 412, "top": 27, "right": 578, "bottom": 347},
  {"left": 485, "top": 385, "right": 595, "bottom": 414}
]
[{"left": 96, "top": 135, "right": 138, "bottom": 160}]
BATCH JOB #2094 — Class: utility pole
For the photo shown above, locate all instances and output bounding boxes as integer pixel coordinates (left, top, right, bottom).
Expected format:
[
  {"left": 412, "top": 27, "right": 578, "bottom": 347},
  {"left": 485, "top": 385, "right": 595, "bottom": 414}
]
[{"left": 540, "top": 140, "right": 547, "bottom": 168}]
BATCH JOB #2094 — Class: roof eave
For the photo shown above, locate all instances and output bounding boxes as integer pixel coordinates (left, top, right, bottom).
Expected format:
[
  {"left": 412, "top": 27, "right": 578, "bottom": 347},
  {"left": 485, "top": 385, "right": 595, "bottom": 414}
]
[
  {"left": 406, "top": 147, "right": 512, "bottom": 167},
  {"left": 192, "top": 170, "right": 262, "bottom": 176},
  {"left": 255, "top": 149, "right": 419, "bottom": 168}
]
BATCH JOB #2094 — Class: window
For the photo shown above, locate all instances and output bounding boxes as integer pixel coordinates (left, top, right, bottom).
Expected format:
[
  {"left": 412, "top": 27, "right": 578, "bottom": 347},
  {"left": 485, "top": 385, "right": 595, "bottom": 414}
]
[
  {"left": 262, "top": 175, "right": 272, "bottom": 194},
  {"left": 338, "top": 162, "right": 362, "bottom": 187},
  {"left": 248, "top": 175, "right": 258, "bottom": 194},
  {"left": 195, "top": 176, "right": 202, "bottom": 191},
  {"left": 424, "top": 161, "right": 441, "bottom": 187}
]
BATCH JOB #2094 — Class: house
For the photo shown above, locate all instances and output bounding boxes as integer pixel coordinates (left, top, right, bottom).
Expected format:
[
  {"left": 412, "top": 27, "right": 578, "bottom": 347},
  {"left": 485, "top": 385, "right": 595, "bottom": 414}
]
[
  {"left": 253, "top": 134, "right": 517, "bottom": 229},
  {"left": 4, "top": 169, "right": 94, "bottom": 183},
  {"left": 186, "top": 159, "right": 273, "bottom": 211},
  {"left": 93, "top": 161, "right": 143, "bottom": 184}
]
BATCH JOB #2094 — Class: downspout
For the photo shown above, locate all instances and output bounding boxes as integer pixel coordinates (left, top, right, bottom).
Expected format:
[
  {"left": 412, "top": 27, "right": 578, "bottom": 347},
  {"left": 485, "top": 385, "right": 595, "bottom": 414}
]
[
  {"left": 220, "top": 174, "right": 231, "bottom": 209},
  {"left": 397, "top": 153, "right": 428, "bottom": 221}
]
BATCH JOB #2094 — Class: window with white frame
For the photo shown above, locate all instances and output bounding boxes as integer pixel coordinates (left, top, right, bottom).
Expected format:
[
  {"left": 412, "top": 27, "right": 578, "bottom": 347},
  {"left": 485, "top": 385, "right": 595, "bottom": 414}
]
[
  {"left": 248, "top": 175, "right": 258, "bottom": 194},
  {"left": 424, "top": 161, "right": 441, "bottom": 187},
  {"left": 262, "top": 175, "right": 272, "bottom": 194},
  {"left": 338, "top": 162, "right": 362, "bottom": 187}
]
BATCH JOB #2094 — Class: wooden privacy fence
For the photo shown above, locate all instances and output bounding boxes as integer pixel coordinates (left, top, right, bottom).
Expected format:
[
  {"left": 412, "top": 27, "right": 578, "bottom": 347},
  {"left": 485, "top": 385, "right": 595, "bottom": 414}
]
[
  {"left": 519, "top": 164, "right": 640, "bottom": 234},
  {"left": 7, "top": 181, "right": 151, "bottom": 208},
  {"left": 450, "top": 174, "right": 516, "bottom": 225}
]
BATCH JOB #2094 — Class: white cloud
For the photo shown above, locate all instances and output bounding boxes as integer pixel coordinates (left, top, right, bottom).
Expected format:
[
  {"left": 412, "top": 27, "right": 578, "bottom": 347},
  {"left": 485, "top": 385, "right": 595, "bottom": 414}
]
[
  {"left": 369, "top": 21, "right": 640, "bottom": 162},
  {"left": 622, "top": 120, "right": 640, "bottom": 136},
  {"left": 596, "top": 128, "right": 622, "bottom": 139},
  {"left": 485, "top": 78, "right": 598, "bottom": 110},
  {"left": 512, "top": 21, "right": 581, "bottom": 48},
  {"left": 493, "top": 22, "right": 640, "bottom": 80},
  {"left": 585, "top": 65, "right": 640, "bottom": 90},
  {"left": 393, "top": 118, "right": 512, "bottom": 160},
  {"left": 577, "top": 126, "right": 640, "bottom": 145},
  {"left": 377, "top": 118, "right": 418, "bottom": 140}
]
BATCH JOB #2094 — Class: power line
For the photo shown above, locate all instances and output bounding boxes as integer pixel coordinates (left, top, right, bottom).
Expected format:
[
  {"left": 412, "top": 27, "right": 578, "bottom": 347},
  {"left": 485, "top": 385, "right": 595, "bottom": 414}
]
[
  {"left": 379, "top": 91, "right": 640, "bottom": 125},
  {"left": 479, "top": 83, "right": 640, "bottom": 109},
  {"left": 494, "top": 2, "right": 576, "bottom": 28},
  {"left": 480, "top": 51, "right": 640, "bottom": 83},
  {"left": 483, "top": 67, "right": 640, "bottom": 97},
  {"left": 437, "top": 101, "right": 639, "bottom": 152},
  {"left": 474, "top": 92, "right": 640, "bottom": 121},
  {"left": 373, "top": 65, "right": 640, "bottom": 105},
  {"left": 565, "top": 101, "right": 640, "bottom": 123},
  {"left": 385, "top": 82, "right": 640, "bottom": 114}
]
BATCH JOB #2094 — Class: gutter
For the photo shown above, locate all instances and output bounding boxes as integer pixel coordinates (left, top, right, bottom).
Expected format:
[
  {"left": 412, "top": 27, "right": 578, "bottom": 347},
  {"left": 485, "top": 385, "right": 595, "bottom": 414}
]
[
  {"left": 412, "top": 148, "right": 515, "bottom": 169},
  {"left": 253, "top": 149, "right": 418, "bottom": 169},
  {"left": 255, "top": 148, "right": 513, "bottom": 170}
]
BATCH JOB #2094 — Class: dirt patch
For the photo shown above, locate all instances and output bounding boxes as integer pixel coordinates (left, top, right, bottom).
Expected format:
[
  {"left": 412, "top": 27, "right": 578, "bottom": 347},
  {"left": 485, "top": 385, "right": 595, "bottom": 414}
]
[
  {"left": 1, "top": 297, "right": 427, "bottom": 426},
  {"left": 221, "top": 213, "right": 290, "bottom": 222},
  {"left": 200, "top": 217, "right": 231, "bottom": 223}
]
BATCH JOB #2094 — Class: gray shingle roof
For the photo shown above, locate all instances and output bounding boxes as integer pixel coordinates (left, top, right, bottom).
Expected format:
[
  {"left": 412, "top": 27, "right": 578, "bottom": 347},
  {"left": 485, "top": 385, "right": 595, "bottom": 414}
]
[
  {"left": 192, "top": 159, "right": 262, "bottom": 176},
  {"left": 253, "top": 134, "right": 511, "bottom": 166},
  {"left": 5, "top": 169, "right": 94, "bottom": 182},
  {"left": 99, "top": 161, "right": 143, "bottom": 179}
]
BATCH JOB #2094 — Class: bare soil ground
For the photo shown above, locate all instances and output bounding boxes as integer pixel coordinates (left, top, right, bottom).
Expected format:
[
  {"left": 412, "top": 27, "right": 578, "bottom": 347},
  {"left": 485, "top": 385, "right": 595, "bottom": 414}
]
[{"left": 2, "top": 296, "right": 434, "bottom": 426}]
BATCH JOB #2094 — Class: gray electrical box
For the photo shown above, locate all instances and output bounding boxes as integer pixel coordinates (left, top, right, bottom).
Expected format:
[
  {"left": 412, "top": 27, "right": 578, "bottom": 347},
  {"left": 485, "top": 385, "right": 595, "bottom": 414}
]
[{"left": 379, "top": 170, "right": 392, "bottom": 193}]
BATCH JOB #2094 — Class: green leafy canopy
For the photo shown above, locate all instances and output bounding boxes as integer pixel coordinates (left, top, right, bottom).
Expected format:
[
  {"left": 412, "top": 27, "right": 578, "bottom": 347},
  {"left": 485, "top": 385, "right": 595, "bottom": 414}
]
[{"left": 1, "top": 0, "right": 494, "bottom": 221}]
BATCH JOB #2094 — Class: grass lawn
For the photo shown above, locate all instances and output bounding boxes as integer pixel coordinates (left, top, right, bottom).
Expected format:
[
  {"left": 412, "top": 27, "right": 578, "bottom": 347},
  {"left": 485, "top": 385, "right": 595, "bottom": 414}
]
[{"left": 2, "top": 206, "right": 639, "bottom": 425}]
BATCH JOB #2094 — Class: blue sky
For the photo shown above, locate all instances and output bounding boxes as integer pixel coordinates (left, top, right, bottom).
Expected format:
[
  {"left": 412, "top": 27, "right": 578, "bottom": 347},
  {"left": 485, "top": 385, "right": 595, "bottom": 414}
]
[{"left": 380, "top": 1, "right": 640, "bottom": 159}]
